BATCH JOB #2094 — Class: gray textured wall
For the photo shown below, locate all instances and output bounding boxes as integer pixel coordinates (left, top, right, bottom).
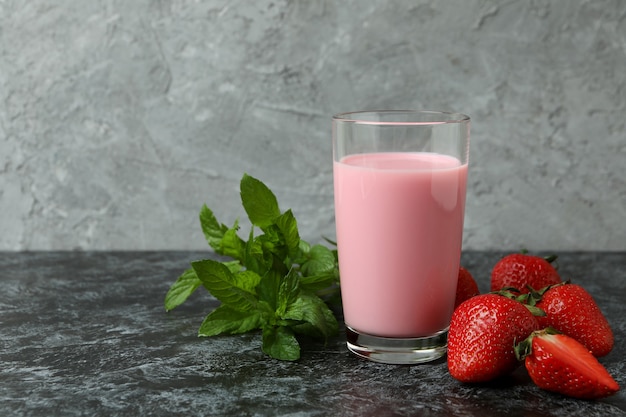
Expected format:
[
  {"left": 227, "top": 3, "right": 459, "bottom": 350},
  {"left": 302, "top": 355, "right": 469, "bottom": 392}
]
[{"left": 1, "top": 0, "right": 625, "bottom": 251}]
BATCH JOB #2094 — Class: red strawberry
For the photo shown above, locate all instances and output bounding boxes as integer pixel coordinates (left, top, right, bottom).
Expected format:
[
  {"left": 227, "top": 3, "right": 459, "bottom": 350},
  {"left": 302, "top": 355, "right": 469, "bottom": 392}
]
[
  {"left": 534, "top": 283, "right": 614, "bottom": 357},
  {"left": 490, "top": 253, "right": 561, "bottom": 294},
  {"left": 454, "top": 266, "right": 480, "bottom": 308},
  {"left": 516, "top": 329, "right": 619, "bottom": 399},
  {"left": 448, "top": 294, "right": 539, "bottom": 383}
]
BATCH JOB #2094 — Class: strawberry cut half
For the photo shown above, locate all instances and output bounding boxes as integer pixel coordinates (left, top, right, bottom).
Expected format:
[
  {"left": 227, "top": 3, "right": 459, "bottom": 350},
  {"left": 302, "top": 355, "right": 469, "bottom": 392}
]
[{"left": 515, "top": 329, "right": 620, "bottom": 400}]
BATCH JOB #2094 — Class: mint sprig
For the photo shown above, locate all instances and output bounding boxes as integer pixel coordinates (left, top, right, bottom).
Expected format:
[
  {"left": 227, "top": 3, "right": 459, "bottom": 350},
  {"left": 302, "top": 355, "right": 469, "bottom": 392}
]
[{"left": 165, "top": 173, "right": 340, "bottom": 361}]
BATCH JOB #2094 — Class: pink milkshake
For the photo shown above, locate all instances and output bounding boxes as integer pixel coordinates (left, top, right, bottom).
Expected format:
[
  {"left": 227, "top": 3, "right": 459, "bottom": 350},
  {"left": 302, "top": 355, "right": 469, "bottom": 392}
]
[
  {"left": 332, "top": 110, "right": 470, "bottom": 364},
  {"left": 334, "top": 152, "right": 468, "bottom": 338}
]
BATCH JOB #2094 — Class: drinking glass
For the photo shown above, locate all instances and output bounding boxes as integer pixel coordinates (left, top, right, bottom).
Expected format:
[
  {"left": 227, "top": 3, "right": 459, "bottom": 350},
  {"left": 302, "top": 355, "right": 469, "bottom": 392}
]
[{"left": 332, "top": 110, "right": 470, "bottom": 364}]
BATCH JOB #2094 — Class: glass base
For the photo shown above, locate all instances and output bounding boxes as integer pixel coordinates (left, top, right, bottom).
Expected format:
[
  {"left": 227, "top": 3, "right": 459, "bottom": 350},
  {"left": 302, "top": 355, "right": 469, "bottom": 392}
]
[{"left": 345, "top": 326, "right": 448, "bottom": 365}]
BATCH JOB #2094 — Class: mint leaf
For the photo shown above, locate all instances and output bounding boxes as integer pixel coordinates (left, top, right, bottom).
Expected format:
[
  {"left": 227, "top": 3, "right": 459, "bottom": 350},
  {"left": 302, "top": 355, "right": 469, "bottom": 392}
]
[
  {"left": 291, "top": 304, "right": 339, "bottom": 339},
  {"left": 276, "top": 268, "right": 300, "bottom": 317},
  {"left": 191, "top": 259, "right": 259, "bottom": 312},
  {"left": 164, "top": 268, "right": 202, "bottom": 311},
  {"left": 244, "top": 231, "right": 272, "bottom": 275},
  {"left": 198, "top": 305, "right": 263, "bottom": 336},
  {"left": 199, "top": 204, "right": 246, "bottom": 260},
  {"left": 256, "top": 227, "right": 283, "bottom": 258},
  {"left": 240, "top": 173, "right": 281, "bottom": 228},
  {"left": 231, "top": 270, "right": 263, "bottom": 293},
  {"left": 300, "top": 272, "right": 338, "bottom": 292},
  {"left": 256, "top": 269, "right": 282, "bottom": 311},
  {"left": 244, "top": 236, "right": 274, "bottom": 275},
  {"left": 274, "top": 209, "right": 300, "bottom": 258},
  {"left": 301, "top": 244, "right": 337, "bottom": 277},
  {"left": 219, "top": 220, "right": 246, "bottom": 261},
  {"left": 298, "top": 239, "right": 311, "bottom": 254},
  {"left": 199, "top": 204, "right": 229, "bottom": 251},
  {"left": 262, "top": 326, "right": 300, "bottom": 361},
  {"left": 223, "top": 260, "right": 243, "bottom": 274},
  {"left": 283, "top": 292, "right": 338, "bottom": 340}
]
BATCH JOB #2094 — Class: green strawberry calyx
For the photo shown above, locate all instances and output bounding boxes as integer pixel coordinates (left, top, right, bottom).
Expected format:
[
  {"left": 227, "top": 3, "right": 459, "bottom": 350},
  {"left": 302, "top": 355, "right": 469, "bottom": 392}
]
[
  {"left": 525, "top": 280, "right": 572, "bottom": 306},
  {"left": 514, "top": 327, "right": 561, "bottom": 361},
  {"left": 491, "top": 288, "right": 546, "bottom": 318}
]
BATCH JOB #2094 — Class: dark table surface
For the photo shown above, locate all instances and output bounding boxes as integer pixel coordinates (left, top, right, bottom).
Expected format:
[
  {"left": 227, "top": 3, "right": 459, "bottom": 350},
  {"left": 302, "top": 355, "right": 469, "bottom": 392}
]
[{"left": 1, "top": 251, "right": 624, "bottom": 416}]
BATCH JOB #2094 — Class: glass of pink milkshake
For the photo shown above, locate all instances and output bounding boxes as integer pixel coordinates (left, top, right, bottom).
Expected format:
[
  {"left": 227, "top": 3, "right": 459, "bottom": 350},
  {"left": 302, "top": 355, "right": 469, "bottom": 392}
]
[{"left": 332, "top": 110, "right": 470, "bottom": 364}]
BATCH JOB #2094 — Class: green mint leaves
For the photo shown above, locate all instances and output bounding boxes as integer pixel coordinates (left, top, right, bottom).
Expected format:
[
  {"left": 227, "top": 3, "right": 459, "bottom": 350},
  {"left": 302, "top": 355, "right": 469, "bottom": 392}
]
[{"left": 165, "top": 173, "right": 340, "bottom": 361}]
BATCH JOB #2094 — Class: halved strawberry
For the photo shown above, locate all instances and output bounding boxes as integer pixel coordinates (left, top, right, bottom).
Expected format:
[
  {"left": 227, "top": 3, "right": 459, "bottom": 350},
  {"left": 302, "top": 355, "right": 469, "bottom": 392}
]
[{"left": 516, "top": 329, "right": 619, "bottom": 399}]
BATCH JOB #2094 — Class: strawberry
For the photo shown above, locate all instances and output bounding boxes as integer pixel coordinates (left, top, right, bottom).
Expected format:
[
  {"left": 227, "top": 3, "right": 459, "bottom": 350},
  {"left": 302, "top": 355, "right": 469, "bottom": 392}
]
[
  {"left": 454, "top": 266, "right": 480, "bottom": 308},
  {"left": 515, "top": 329, "right": 619, "bottom": 399},
  {"left": 448, "top": 294, "right": 539, "bottom": 383},
  {"left": 490, "top": 253, "right": 561, "bottom": 294},
  {"left": 533, "top": 282, "right": 614, "bottom": 357}
]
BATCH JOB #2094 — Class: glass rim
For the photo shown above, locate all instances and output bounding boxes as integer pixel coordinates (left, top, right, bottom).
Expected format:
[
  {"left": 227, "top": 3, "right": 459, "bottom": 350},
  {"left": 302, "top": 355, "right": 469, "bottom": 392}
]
[{"left": 332, "top": 110, "right": 470, "bottom": 126}]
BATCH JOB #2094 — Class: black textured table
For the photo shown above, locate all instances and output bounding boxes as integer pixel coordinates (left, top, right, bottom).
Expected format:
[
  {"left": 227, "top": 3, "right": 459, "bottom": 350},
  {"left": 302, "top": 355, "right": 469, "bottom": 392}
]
[{"left": 1, "top": 251, "right": 624, "bottom": 416}]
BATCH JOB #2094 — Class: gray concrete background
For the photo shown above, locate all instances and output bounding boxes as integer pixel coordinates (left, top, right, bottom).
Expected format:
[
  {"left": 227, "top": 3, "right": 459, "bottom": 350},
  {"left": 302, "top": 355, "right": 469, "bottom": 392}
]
[{"left": 1, "top": 0, "right": 625, "bottom": 251}]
